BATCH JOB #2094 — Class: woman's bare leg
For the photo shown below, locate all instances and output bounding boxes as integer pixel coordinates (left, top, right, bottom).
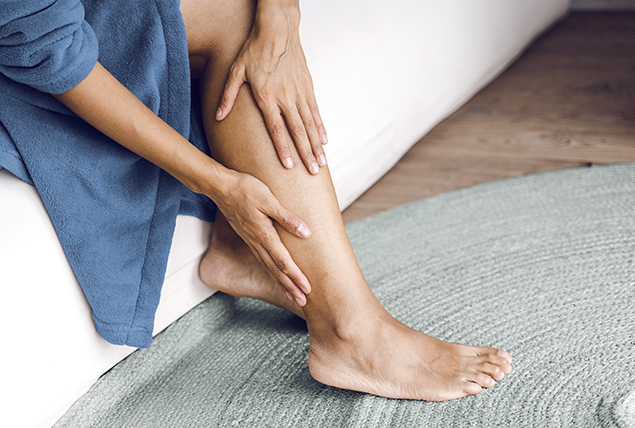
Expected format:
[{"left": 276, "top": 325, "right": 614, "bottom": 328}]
[
  {"left": 182, "top": 0, "right": 512, "bottom": 401},
  {"left": 200, "top": 213, "right": 305, "bottom": 318}
]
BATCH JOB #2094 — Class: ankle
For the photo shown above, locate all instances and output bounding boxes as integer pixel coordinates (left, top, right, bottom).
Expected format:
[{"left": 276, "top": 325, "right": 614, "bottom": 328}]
[{"left": 306, "top": 299, "right": 390, "bottom": 345}]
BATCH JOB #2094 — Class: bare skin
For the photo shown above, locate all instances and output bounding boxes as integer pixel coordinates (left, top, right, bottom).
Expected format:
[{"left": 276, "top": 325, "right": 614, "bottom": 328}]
[
  {"left": 183, "top": 0, "right": 513, "bottom": 401},
  {"left": 54, "top": 0, "right": 512, "bottom": 403},
  {"left": 200, "top": 214, "right": 511, "bottom": 401},
  {"left": 200, "top": 213, "right": 305, "bottom": 318}
]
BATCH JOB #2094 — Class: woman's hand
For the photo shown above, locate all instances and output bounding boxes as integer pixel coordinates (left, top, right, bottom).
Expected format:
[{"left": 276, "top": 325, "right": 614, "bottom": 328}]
[
  {"left": 213, "top": 169, "right": 312, "bottom": 305},
  {"left": 215, "top": 0, "right": 328, "bottom": 175},
  {"left": 54, "top": 62, "right": 311, "bottom": 306}
]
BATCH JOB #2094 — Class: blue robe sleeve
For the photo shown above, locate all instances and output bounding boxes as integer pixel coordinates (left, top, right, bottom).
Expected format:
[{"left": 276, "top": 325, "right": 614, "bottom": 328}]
[
  {"left": 0, "top": 0, "right": 98, "bottom": 94},
  {"left": 0, "top": 0, "right": 215, "bottom": 348}
]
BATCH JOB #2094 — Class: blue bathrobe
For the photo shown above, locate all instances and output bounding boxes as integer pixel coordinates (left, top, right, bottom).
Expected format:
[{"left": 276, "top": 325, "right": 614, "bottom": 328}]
[{"left": 0, "top": 0, "right": 216, "bottom": 348}]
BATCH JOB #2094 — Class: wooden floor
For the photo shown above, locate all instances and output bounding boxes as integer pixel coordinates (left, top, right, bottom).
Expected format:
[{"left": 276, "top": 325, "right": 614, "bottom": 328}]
[{"left": 342, "top": 12, "right": 635, "bottom": 223}]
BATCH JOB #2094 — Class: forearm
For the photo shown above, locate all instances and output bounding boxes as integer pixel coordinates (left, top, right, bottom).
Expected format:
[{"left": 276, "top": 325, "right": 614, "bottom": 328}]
[
  {"left": 254, "top": 0, "right": 301, "bottom": 35},
  {"left": 54, "top": 62, "right": 229, "bottom": 200}
]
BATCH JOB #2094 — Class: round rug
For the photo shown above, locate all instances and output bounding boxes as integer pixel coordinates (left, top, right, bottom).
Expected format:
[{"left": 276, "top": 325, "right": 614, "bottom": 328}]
[{"left": 55, "top": 164, "right": 635, "bottom": 428}]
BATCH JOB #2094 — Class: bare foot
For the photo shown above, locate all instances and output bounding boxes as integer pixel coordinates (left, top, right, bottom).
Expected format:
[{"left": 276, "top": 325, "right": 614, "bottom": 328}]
[
  {"left": 199, "top": 214, "right": 304, "bottom": 318},
  {"left": 202, "top": 216, "right": 512, "bottom": 402},
  {"left": 308, "top": 313, "right": 512, "bottom": 401}
]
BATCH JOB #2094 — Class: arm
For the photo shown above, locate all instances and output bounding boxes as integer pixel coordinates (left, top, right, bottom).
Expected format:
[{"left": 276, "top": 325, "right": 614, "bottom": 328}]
[
  {"left": 54, "top": 62, "right": 312, "bottom": 303},
  {"left": 55, "top": 62, "right": 220, "bottom": 197},
  {"left": 216, "top": 0, "right": 328, "bottom": 174}
]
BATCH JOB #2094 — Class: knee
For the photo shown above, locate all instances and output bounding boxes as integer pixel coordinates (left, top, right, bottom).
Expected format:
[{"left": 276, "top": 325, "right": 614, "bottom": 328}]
[{"left": 181, "top": 0, "right": 256, "bottom": 72}]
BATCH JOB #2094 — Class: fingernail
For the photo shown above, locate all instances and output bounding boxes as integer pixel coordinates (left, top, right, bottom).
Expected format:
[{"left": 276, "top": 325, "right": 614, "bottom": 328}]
[
  {"left": 215, "top": 107, "right": 223, "bottom": 119},
  {"left": 297, "top": 223, "right": 310, "bottom": 238},
  {"left": 296, "top": 295, "right": 306, "bottom": 306},
  {"left": 283, "top": 157, "right": 293, "bottom": 169},
  {"left": 285, "top": 291, "right": 294, "bottom": 301},
  {"left": 320, "top": 134, "right": 328, "bottom": 145},
  {"left": 310, "top": 163, "right": 319, "bottom": 175},
  {"left": 318, "top": 154, "right": 327, "bottom": 167},
  {"left": 299, "top": 282, "right": 311, "bottom": 295}
]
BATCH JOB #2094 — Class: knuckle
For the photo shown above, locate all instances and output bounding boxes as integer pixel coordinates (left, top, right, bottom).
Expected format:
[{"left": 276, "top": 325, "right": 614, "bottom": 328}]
[
  {"left": 302, "top": 70, "right": 314, "bottom": 85},
  {"left": 271, "top": 121, "right": 286, "bottom": 137},
  {"left": 278, "top": 146, "right": 291, "bottom": 159},
  {"left": 261, "top": 199, "right": 278, "bottom": 215},
  {"left": 292, "top": 123, "right": 305, "bottom": 137},
  {"left": 266, "top": 260, "right": 281, "bottom": 275},
  {"left": 282, "top": 215, "right": 294, "bottom": 228},
  {"left": 256, "top": 227, "right": 272, "bottom": 242},
  {"left": 232, "top": 61, "right": 244, "bottom": 74},
  {"left": 258, "top": 84, "right": 274, "bottom": 103},
  {"left": 304, "top": 117, "right": 316, "bottom": 131},
  {"left": 274, "top": 258, "right": 288, "bottom": 272}
]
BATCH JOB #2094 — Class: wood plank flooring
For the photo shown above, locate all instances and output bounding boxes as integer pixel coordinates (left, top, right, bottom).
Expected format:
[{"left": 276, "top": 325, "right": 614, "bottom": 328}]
[{"left": 342, "top": 12, "right": 635, "bottom": 223}]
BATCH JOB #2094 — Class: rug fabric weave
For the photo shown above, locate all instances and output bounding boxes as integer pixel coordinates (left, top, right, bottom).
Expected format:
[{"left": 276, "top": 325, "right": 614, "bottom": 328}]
[{"left": 55, "top": 164, "right": 635, "bottom": 428}]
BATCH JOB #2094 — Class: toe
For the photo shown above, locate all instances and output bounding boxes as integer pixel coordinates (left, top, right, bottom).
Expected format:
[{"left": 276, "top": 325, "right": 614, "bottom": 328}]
[
  {"left": 463, "top": 382, "right": 483, "bottom": 396},
  {"left": 472, "top": 372, "right": 496, "bottom": 389},
  {"left": 476, "top": 346, "right": 503, "bottom": 356},
  {"left": 478, "top": 362, "right": 507, "bottom": 381},
  {"left": 497, "top": 349, "right": 513, "bottom": 364},
  {"left": 480, "top": 353, "right": 513, "bottom": 375}
]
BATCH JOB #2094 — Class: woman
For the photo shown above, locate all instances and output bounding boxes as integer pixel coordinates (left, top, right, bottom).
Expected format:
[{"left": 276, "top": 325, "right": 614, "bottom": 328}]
[{"left": 0, "top": 0, "right": 511, "bottom": 401}]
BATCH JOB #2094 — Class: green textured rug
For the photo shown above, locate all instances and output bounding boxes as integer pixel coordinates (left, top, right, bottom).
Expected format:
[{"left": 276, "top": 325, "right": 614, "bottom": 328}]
[{"left": 55, "top": 164, "right": 635, "bottom": 428}]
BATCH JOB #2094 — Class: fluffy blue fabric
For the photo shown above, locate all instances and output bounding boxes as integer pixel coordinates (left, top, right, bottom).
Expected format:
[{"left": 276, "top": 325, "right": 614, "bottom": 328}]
[{"left": 0, "top": 0, "right": 216, "bottom": 348}]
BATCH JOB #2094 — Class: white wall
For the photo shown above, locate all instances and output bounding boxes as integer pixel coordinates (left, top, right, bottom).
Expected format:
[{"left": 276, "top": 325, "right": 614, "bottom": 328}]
[{"left": 570, "top": 0, "right": 635, "bottom": 10}]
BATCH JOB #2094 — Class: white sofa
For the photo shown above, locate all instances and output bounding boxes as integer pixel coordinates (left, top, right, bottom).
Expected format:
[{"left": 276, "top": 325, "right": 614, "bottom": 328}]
[{"left": 0, "top": 1, "right": 569, "bottom": 426}]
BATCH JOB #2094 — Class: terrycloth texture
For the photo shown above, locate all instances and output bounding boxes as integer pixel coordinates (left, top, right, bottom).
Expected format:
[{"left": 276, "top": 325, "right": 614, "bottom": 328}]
[
  {"left": 0, "top": 0, "right": 216, "bottom": 348},
  {"left": 0, "top": 0, "right": 99, "bottom": 94},
  {"left": 54, "top": 164, "right": 635, "bottom": 427}
]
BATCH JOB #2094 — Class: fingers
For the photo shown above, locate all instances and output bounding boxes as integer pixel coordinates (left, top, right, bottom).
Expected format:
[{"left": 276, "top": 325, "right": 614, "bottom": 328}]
[
  {"left": 264, "top": 200, "right": 313, "bottom": 297},
  {"left": 295, "top": 71, "right": 328, "bottom": 168},
  {"left": 260, "top": 236, "right": 311, "bottom": 302},
  {"left": 280, "top": 107, "right": 318, "bottom": 175},
  {"left": 273, "top": 99, "right": 327, "bottom": 175},
  {"left": 251, "top": 77, "right": 328, "bottom": 175},
  {"left": 298, "top": 101, "right": 327, "bottom": 169},
  {"left": 222, "top": 175, "right": 313, "bottom": 302},
  {"left": 305, "top": 81, "right": 328, "bottom": 146},
  {"left": 260, "top": 99, "right": 327, "bottom": 175},
  {"left": 248, "top": 237, "right": 309, "bottom": 305},
  {"left": 260, "top": 106, "right": 295, "bottom": 170},
  {"left": 216, "top": 61, "right": 246, "bottom": 121},
  {"left": 269, "top": 205, "right": 311, "bottom": 240}
]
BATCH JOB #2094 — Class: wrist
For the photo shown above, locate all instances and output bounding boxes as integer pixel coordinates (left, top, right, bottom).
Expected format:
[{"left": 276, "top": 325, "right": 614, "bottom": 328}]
[
  {"left": 189, "top": 157, "right": 233, "bottom": 202},
  {"left": 257, "top": 0, "right": 300, "bottom": 12},
  {"left": 255, "top": 0, "right": 301, "bottom": 32}
]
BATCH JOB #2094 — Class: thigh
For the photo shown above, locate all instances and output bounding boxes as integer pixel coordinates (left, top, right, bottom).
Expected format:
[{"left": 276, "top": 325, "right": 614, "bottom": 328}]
[{"left": 180, "top": 0, "right": 256, "bottom": 77}]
